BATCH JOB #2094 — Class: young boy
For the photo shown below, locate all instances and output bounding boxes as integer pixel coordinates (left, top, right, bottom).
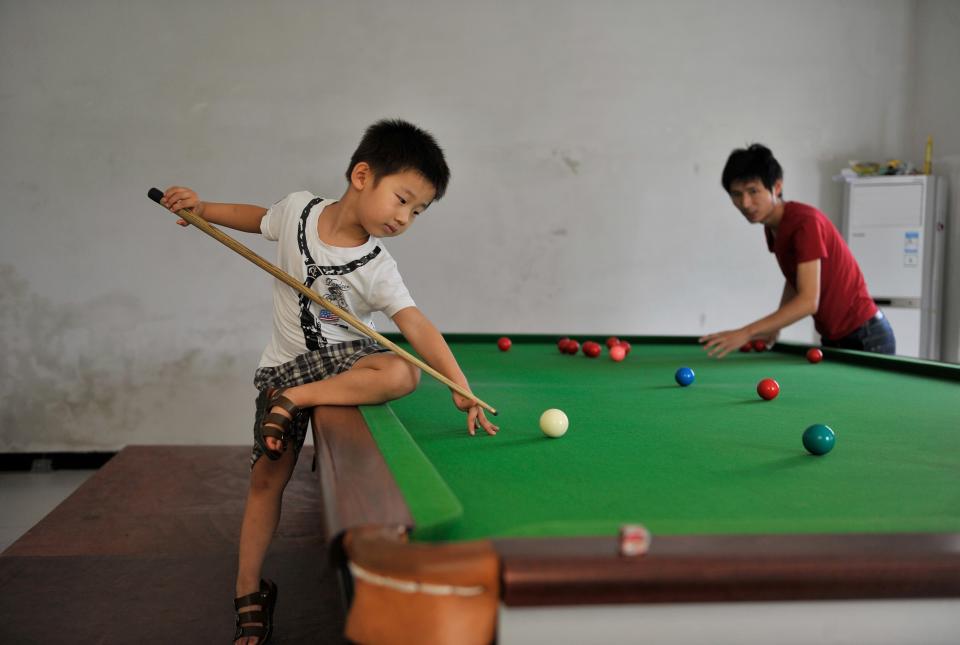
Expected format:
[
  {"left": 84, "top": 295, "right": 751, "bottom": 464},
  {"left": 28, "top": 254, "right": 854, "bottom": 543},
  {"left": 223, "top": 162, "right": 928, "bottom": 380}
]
[
  {"left": 700, "top": 143, "right": 895, "bottom": 358},
  {"left": 161, "top": 119, "right": 498, "bottom": 645}
]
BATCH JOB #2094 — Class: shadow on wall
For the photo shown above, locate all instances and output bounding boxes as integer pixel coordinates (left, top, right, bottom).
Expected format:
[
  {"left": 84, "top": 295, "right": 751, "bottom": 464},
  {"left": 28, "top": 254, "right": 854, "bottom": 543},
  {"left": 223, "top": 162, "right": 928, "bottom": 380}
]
[
  {"left": 938, "top": 157, "right": 960, "bottom": 363},
  {"left": 0, "top": 265, "right": 252, "bottom": 452},
  {"left": 816, "top": 156, "right": 846, "bottom": 226}
]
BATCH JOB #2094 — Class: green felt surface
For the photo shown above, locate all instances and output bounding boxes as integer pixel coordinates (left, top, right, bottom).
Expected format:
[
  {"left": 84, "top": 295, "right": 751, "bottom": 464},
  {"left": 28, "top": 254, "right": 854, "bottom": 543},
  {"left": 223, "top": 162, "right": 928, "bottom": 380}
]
[
  {"left": 365, "top": 339, "right": 960, "bottom": 542},
  {"left": 359, "top": 405, "right": 463, "bottom": 540}
]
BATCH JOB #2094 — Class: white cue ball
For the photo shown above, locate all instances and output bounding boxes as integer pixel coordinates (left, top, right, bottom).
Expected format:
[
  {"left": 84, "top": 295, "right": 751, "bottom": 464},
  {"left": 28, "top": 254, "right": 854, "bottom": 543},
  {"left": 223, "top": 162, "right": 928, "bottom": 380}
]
[{"left": 539, "top": 408, "right": 569, "bottom": 438}]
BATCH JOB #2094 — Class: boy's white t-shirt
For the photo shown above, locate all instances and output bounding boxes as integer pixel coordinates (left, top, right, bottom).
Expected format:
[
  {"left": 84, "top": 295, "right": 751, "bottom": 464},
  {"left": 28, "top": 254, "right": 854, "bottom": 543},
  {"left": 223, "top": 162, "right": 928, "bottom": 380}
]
[{"left": 257, "top": 191, "right": 415, "bottom": 368}]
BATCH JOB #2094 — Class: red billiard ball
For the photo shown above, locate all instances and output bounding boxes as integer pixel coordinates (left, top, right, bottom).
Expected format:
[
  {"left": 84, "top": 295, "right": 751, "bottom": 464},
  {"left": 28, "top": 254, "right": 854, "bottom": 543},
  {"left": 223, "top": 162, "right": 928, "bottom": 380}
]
[
  {"left": 751, "top": 339, "right": 767, "bottom": 352},
  {"left": 609, "top": 344, "right": 627, "bottom": 362},
  {"left": 617, "top": 340, "right": 632, "bottom": 355},
  {"left": 606, "top": 336, "right": 620, "bottom": 349},
  {"left": 557, "top": 338, "right": 571, "bottom": 353},
  {"left": 497, "top": 337, "right": 512, "bottom": 351},
  {"left": 739, "top": 343, "right": 752, "bottom": 353},
  {"left": 583, "top": 342, "right": 601, "bottom": 358},
  {"left": 806, "top": 348, "right": 823, "bottom": 364},
  {"left": 566, "top": 340, "right": 580, "bottom": 355},
  {"left": 757, "top": 378, "right": 780, "bottom": 401}
]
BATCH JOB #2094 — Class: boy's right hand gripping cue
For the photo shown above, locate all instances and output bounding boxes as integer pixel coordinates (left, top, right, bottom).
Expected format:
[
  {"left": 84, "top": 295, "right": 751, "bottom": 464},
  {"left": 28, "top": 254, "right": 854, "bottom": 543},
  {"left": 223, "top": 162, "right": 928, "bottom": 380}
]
[
  {"left": 149, "top": 186, "right": 203, "bottom": 226},
  {"left": 146, "top": 186, "right": 499, "bottom": 418}
]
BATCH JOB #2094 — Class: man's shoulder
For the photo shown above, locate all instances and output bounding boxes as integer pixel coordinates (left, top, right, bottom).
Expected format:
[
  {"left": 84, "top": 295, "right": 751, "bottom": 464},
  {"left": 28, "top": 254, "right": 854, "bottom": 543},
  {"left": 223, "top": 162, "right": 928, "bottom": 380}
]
[
  {"left": 783, "top": 201, "right": 831, "bottom": 230},
  {"left": 784, "top": 201, "right": 826, "bottom": 218}
]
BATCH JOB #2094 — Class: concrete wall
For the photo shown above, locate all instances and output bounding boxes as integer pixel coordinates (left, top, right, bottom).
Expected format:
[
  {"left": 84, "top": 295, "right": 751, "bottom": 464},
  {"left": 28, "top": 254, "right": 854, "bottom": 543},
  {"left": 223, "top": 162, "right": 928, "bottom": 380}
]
[
  {"left": 911, "top": 0, "right": 960, "bottom": 361},
  {"left": 1, "top": 0, "right": 949, "bottom": 451}
]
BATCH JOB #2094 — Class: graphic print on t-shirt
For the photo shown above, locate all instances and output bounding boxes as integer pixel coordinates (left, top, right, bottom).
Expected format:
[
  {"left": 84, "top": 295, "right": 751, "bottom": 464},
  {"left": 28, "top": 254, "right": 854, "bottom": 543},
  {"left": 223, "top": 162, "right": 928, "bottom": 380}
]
[
  {"left": 296, "top": 197, "right": 382, "bottom": 350},
  {"left": 317, "top": 277, "right": 351, "bottom": 324}
]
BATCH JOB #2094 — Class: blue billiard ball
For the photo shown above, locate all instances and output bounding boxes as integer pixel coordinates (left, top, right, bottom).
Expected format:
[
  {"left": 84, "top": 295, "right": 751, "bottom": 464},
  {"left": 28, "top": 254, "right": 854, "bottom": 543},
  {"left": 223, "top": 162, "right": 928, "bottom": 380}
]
[
  {"left": 802, "top": 424, "right": 836, "bottom": 456},
  {"left": 675, "top": 367, "right": 695, "bottom": 387}
]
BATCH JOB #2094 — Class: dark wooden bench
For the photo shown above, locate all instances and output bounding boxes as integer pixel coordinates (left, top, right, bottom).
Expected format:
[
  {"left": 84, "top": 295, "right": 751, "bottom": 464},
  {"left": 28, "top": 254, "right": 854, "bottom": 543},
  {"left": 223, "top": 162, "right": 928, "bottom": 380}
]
[{"left": 0, "top": 445, "right": 346, "bottom": 644}]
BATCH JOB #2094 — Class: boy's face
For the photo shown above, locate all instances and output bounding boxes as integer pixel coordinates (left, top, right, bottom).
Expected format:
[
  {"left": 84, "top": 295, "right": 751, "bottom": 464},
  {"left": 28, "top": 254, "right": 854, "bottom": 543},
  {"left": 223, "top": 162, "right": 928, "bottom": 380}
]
[
  {"left": 354, "top": 165, "right": 436, "bottom": 238},
  {"left": 728, "top": 178, "right": 782, "bottom": 225}
]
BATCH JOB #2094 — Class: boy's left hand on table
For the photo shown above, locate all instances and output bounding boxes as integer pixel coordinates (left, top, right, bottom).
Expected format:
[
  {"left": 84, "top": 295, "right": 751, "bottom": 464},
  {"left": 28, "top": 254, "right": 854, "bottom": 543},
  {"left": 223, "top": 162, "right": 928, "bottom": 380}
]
[{"left": 452, "top": 392, "right": 499, "bottom": 436}]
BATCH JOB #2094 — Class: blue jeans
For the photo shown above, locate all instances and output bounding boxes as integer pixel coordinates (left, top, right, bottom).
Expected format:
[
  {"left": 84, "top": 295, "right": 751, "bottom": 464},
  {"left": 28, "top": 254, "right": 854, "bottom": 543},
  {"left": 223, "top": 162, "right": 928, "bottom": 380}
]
[{"left": 822, "top": 311, "right": 896, "bottom": 355}]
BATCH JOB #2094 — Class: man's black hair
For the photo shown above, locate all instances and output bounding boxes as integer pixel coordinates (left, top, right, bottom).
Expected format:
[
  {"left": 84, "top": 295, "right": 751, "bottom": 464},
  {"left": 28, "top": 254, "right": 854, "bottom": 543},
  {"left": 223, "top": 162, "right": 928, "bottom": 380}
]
[
  {"left": 721, "top": 143, "right": 783, "bottom": 193},
  {"left": 346, "top": 119, "right": 450, "bottom": 200}
]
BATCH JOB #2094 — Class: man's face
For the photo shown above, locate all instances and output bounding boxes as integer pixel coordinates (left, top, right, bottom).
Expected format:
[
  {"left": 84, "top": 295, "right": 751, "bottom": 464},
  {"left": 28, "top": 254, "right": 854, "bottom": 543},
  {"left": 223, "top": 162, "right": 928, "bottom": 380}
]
[{"left": 728, "top": 178, "right": 781, "bottom": 225}]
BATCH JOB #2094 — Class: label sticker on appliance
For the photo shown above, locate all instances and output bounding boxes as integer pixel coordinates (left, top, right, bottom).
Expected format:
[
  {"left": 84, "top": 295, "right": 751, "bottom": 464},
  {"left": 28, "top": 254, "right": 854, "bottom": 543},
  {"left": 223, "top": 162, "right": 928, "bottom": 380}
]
[
  {"left": 904, "top": 231, "right": 919, "bottom": 267},
  {"left": 904, "top": 232, "right": 919, "bottom": 252}
]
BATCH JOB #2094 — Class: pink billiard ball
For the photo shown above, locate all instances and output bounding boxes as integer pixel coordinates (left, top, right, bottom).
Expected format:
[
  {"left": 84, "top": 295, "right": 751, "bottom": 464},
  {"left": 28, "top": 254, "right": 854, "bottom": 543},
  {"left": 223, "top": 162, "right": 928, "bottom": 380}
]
[
  {"left": 497, "top": 337, "right": 512, "bottom": 352},
  {"left": 757, "top": 378, "right": 780, "bottom": 401},
  {"left": 609, "top": 345, "right": 627, "bottom": 362},
  {"left": 807, "top": 348, "right": 823, "bottom": 364}
]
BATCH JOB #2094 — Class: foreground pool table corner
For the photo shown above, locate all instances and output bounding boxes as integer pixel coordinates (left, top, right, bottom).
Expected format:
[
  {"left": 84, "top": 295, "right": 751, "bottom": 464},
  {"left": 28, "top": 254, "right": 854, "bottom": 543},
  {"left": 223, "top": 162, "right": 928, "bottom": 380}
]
[
  {"left": 341, "top": 525, "right": 500, "bottom": 645},
  {"left": 310, "top": 335, "right": 960, "bottom": 641},
  {"left": 312, "top": 405, "right": 502, "bottom": 643}
]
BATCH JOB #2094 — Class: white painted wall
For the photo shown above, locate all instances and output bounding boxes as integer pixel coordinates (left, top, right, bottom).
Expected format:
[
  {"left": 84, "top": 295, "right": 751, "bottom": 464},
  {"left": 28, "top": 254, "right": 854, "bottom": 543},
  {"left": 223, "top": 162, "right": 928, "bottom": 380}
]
[
  {"left": 0, "top": 1, "right": 950, "bottom": 451},
  {"left": 911, "top": 0, "right": 960, "bottom": 362}
]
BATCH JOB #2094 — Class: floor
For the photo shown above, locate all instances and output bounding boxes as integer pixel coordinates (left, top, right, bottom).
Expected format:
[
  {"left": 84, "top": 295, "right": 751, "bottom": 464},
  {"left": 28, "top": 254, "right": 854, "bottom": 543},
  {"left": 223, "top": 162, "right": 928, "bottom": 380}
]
[
  {"left": 0, "top": 469, "right": 95, "bottom": 553},
  {"left": 0, "top": 446, "right": 347, "bottom": 644}
]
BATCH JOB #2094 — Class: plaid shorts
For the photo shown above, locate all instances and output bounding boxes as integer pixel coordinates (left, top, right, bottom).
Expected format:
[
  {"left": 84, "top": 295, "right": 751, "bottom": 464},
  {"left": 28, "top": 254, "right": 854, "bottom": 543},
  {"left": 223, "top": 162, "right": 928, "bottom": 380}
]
[{"left": 250, "top": 339, "right": 389, "bottom": 468}]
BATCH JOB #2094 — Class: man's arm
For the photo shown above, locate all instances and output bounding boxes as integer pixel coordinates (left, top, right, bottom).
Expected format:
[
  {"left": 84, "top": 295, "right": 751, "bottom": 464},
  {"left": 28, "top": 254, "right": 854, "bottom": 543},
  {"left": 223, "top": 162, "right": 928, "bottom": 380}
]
[
  {"left": 779, "top": 280, "right": 798, "bottom": 309},
  {"left": 700, "top": 259, "right": 820, "bottom": 358},
  {"left": 759, "top": 280, "right": 798, "bottom": 347},
  {"left": 391, "top": 307, "right": 499, "bottom": 436},
  {"left": 161, "top": 186, "right": 266, "bottom": 234}
]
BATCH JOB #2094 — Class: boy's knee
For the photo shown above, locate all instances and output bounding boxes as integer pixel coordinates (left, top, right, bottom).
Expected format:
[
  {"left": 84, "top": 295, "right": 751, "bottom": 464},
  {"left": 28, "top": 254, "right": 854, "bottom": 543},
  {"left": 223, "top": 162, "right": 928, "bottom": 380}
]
[{"left": 386, "top": 357, "right": 420, "bottom": 398}]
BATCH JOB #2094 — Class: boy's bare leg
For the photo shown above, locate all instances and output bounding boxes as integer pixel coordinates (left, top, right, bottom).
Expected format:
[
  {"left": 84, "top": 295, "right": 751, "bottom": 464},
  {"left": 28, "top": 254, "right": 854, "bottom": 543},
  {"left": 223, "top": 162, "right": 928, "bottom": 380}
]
[
  {"left": 261, "top": 353, "right": 420, "bottom": 453},
  {"left": 234, "top": 446, "right": 296, "bottom": 645},
  {"left": 235, "top": 353, "right": 417, "bottom": 643}
]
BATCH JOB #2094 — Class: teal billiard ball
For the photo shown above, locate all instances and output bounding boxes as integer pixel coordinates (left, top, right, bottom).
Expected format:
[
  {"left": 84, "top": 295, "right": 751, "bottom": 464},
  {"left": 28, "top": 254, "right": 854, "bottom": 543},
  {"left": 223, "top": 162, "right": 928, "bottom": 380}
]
[
  {"left": 675, "top": 367, "right": 695, "bottom": 387},
  {"left": 803, "top": 424, "right": 835, "bottom": 456}
]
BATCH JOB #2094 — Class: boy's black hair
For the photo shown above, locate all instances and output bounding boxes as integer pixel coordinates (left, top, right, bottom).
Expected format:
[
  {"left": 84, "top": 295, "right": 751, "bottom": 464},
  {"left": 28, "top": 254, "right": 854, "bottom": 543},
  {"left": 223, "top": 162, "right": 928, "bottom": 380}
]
[
  {"left": 346, "top": 119, "right": 450, "bottom": 200},
  {"left": 721, "top": 143, "right": 783, "bottom": 193}
]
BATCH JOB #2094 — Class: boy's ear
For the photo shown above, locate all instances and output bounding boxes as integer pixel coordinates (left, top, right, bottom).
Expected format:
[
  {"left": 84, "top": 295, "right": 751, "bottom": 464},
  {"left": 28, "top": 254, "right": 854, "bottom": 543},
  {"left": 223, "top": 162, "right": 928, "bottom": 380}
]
[
  {"left": 350, "top": 162, "right": 372, "bottom": 191},
  {"left": 773, "top": 178, "right": 783, "bottom": 199}
]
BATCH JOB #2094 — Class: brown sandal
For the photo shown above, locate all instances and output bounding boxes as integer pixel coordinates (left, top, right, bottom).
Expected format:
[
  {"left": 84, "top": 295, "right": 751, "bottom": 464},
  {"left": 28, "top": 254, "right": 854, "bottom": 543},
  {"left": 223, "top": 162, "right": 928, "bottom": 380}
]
[
  {"left": 234, "top": 578, "right": 277, "bottom": 644},
  {"left": 254, "top": 388, "right": 300, "bottom": 461}
]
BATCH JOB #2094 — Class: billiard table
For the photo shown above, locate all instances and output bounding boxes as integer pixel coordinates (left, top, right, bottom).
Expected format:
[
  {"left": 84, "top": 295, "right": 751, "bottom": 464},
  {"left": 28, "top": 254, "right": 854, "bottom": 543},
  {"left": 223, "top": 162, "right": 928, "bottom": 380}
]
[{"left": 311, "top": 335, "right": 960, "bottom": 644}]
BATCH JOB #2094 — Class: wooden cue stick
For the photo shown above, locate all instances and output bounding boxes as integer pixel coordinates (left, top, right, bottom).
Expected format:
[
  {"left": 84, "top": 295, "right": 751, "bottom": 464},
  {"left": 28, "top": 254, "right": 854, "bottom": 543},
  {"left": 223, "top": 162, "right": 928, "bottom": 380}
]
[{"left": 147, "top": 188, "right": 497, "bottom": 416}]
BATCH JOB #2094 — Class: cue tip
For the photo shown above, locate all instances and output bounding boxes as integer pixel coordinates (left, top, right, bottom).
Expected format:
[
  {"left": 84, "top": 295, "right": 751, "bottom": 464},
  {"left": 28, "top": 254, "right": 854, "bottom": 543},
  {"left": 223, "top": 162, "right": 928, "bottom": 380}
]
[{"left": 147, "top": 187, "right": 164, "bottom": 204}]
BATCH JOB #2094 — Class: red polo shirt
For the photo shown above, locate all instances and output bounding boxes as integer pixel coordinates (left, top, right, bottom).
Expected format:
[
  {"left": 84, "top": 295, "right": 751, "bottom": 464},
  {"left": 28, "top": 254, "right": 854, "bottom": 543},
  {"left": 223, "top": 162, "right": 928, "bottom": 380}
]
[{"left": 765, "top": 202, "right": 877, "bottom": 340}]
